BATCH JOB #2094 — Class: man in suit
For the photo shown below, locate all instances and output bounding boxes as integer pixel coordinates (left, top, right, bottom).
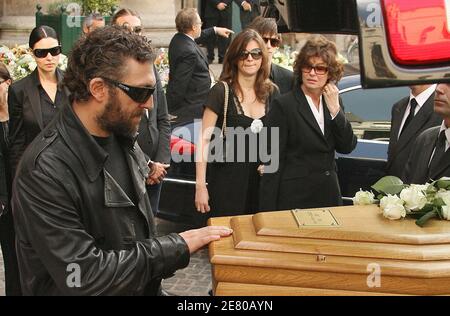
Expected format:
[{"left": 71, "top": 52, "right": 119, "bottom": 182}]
[
  {"left": 166, "top": 8, "right": 233, "bottom": 125},
  {"left": 234, "top": 0, "right": 261, "bottom": 29},
  {"left": 204, "top": 1, "right": 233, "bottom": 64},
  {"left": 404, "top": 83, "right": 450, "bottom": 184},
  {"left": 112, "top": 8, "right": 171, "bottom": 215},
  {"left": 247, "top": 16, "right": 293, "bottom": 94},
  {"left": 387, "top": 84, "right": 441, "bottom": 180}
]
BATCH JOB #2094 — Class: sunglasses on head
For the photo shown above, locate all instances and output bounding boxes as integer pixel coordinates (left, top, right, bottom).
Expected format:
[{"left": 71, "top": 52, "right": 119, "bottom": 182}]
[
  {"left": 102, "top": 77, "right": 156, "bottom": 104},
  {"left": 33, "top": 46, "right": 61, "bottom": 58},
  {"left": 301, "top": 64, "right": 329, "bottom": 75},
  {"left": 239, "top": 48, "right": 263, "bottom": 61},
  {"left": 262, "top": 37, "right": 281, "bottom": 47}
]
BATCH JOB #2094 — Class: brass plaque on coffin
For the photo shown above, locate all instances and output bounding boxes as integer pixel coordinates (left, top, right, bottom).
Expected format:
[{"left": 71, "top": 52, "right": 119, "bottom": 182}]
[{"left": 292, "top": 209, "right": 340, "bottom": 227}]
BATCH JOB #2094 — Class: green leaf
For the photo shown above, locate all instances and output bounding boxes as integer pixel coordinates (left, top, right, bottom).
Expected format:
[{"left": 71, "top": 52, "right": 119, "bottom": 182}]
[
  {"left": 434, "top": 197, "right": 446, "bottom": 207},
  {"left": 371, "top": 176, "right": 404, "bottom": 195},
  {"left": 434, "top": 178, "right": 450, "bottom": 190},
  {"left": 415, "top": 209, "right": 438, "bottom": 227}
]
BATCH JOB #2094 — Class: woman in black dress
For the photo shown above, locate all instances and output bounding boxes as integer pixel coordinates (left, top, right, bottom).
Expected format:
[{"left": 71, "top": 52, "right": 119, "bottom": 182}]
[{"left": 195, "top": 29, "right": 277, "bottom": 217}]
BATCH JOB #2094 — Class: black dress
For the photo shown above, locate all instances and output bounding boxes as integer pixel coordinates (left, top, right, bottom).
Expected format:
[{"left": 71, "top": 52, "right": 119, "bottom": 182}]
[{"left": 204, "top": 82, "right": 276, "bottom": 217}]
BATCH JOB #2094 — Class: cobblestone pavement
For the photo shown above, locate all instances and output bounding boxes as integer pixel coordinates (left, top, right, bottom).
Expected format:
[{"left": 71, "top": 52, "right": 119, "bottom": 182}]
[{"left": 0, "top": 217, "right": 212, "bottom": 296}]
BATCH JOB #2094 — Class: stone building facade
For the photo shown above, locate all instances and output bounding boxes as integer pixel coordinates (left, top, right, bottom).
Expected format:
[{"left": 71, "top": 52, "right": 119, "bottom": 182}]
[{"left": 0, "top": 0, "right": 198, "bottom": 47}]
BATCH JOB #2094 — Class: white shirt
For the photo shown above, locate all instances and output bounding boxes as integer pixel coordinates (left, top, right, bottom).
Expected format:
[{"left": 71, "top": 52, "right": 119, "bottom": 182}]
[
  {"left": 305, "top": 94, "right": 325, "bottom": 135},
  {"left": 398, "top": 84, "right": 437, "bottom": 139},
  {"left": 429, "top": 121, "right": 450, "bottom": 165}
]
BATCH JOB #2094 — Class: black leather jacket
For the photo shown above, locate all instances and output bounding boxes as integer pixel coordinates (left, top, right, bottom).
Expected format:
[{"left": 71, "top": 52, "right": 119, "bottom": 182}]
[{"left": 11, "top": 103, "right": 190, "bottom": 295}]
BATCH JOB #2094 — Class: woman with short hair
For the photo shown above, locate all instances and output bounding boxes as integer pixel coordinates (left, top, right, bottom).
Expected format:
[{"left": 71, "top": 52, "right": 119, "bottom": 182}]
[{"left": 260, "top": 35, "right": 357, "bottom": 211}]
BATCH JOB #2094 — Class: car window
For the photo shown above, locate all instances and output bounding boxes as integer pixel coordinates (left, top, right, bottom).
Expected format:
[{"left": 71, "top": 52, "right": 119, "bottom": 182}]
[{"left": 340, "top": 86, "right": 410, "bottom": 121}]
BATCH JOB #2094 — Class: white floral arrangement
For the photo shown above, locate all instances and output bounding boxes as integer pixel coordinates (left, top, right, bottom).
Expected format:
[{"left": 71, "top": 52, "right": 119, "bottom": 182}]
[
  {"left": 1, "top": 44, "right": 68, "bottom": 81},
  {"left": 271, "top": 45, "right": 297, "bottom": 71},
  {"left": 353, "top": 176, "right": 450, "bottom": 227},
  {"left": 154, "top": 47, "right": 170, "bottom": 91}
]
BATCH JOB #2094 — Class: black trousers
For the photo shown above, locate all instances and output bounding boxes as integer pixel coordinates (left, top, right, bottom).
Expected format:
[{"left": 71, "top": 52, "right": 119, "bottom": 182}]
[
  {"left": 204, "top": 11, "right": 232, "bottom": 62},
  {"left": 0, "top": 208, "right": 22, "bottom": 296}
]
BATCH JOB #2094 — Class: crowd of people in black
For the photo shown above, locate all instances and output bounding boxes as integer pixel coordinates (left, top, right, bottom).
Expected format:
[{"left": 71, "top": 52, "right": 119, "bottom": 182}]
[{"left": 1, "top": 3, "right": 450, "bottom": 296}]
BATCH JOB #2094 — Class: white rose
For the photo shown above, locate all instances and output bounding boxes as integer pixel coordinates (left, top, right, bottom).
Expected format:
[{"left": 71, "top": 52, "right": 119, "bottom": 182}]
[
  {"left": 399, "top": 186, "right": 427, "bottom": 211},
  {"left": 441, "top": 205, "right": 450, "bottom": 220},
  {"left": 353, "top": 190, "right": 375, "bottom": 205},
  {"left": 436, "top": 191, "right": 450, "bottom": 206},
  {"left": 250, "top": 119, "right": 263, "bottom": 134},
  {"left": 380, "top": 194, "right": 406, "bottom": 220}
]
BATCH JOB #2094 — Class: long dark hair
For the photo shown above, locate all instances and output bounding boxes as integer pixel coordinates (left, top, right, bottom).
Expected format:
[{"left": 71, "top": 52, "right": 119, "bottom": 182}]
[
  {"left": 29, "top": 25, "right": 59, "bottom": 49},
  {"left": 0, "top": 63, "right": 11, "bottom": 82},
  {"left": 220, "top": 29, "right": 275, "bottom": 103}
]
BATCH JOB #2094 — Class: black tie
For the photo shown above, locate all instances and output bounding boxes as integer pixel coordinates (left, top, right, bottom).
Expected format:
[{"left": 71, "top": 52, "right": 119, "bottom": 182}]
[
  {"left": 429, "top": 130, "right": 447, "bottom": 176},
  {"left": 400, "top": 98, "right": 418, "bottom": 136}
]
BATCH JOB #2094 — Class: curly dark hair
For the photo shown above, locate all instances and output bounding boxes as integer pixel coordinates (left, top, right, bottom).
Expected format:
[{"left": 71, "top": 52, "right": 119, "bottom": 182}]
[
  {"left": 293, "top": 35, "right": 344, "bottom": 83},
  {"left": 220, "top": 29, "right": 275, "bottom": 103},
  {"left": 63, "top": 25, "right": 155, "bottom": 103}
]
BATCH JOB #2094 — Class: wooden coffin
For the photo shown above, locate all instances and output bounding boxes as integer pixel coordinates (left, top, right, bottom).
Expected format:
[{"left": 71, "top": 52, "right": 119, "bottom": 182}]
[{"left": 208, "top": 205, "right": 450, "bottom": 296}]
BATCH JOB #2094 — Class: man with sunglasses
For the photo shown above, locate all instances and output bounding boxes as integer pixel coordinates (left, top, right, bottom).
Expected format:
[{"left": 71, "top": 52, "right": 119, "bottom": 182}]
[
  {"left": 10, "top": 26, "right": 232, "bottom": 296},
  {"left": 248, "top": 16, "right": 293, "bottom": 94},
  {"left": 112, "top": 8, "right": 172, "bottom": 218}
]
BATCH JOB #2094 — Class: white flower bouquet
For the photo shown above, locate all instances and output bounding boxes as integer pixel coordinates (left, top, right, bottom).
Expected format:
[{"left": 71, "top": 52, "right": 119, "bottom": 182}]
[
  {"left": 154, "top": 47, "right": 169, "bottom": 91},
  {"left": 353, "top": 176, "right": 450, "bottom": 227},
  {"left": 272, "top": 45, "right": 297, "bottom": 71}
]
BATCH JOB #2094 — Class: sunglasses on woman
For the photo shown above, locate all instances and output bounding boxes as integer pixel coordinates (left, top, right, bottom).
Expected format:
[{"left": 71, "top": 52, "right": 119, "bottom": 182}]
[
  {"left": 239, "top": 48, "right": 263, "bottom": 60},
  {"left": 102, "top": 77, "right": 156, "bottom": 104},
  {"left": 262, "top": 37, "right": 281, "bottom": 47},
  {"left": 301, "top": 64, "right": 329, "bottom": 75},
  {"left": 33, "top": 46, "right": 62, "bottom": 58},
  {"left": 121, "top": 23, "right": 142, "bottom": 34}
]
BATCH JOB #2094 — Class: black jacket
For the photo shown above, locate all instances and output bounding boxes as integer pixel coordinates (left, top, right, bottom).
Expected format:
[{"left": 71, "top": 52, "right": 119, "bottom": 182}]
[
  {"left": 7, "top": 68, "right": 68, "bottom": 179},
  {"left": 204, "top": 0, "right": 233, "bottom": 18},
  {"left": 387, "top": 94, "right": 441, "bottom": 180},
  {"left": 270, "top": 63, "right": 294, "bottom": 95},
  {"left": 166, "top": 29, "right": 215, "bottom": 124},
  {"left": 11, "top": 104, "right": 190, "bottom": 295},
  {"left": 137, "top": 67, "right": 171, "bottom": 163},
  {"left": 0, "top": 121, "right": 8, "bottom": 207},
  {"left": 404, "top": 125, "right": 450, "bottom": 184},
  {"left": 260, "top": 84, "right": 357, "bottom": 211}
]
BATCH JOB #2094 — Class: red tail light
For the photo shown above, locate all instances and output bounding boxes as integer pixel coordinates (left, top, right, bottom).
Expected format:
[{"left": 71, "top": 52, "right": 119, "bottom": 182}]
[
  {"left": 170, "top": 135, "right": 195, "bottom": 156},
  {"left": 382, "top": 0, "right": 450, "bottom": 65}
]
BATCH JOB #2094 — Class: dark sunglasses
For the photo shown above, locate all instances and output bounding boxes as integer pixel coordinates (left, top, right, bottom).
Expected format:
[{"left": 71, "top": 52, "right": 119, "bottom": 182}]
[
  {"left": 121, "top": 23, "right": 142, "bottom": 34},
  {"left": 262, "top": 37, "right": 281, "bottom": 47},
  {"left": 301, "top": 64, "right": 329, "bottom": 75},
  {"left": 102, "top": 78, "right": 156, "bottom": 104},
  {"left": 33, "top": 46, "right": 61, "bottom": 58},
  {"left": 239, "top": 48, "right": 263, "bottom": 60}
]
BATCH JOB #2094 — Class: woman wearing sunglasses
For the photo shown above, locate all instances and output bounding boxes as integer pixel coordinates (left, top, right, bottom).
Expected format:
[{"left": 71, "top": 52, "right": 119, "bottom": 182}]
[
  {"left": 260, "top": 35, "right": 357, "bottom": 212},
  {"left": 195, "top": 29, "right": 278, "bottom": 218},
  {"left": 8, "top": 25, "right": 69, "bottom": 179},
  {"left": 248, "top": 16, "right": 293, "bottom": 94}
]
